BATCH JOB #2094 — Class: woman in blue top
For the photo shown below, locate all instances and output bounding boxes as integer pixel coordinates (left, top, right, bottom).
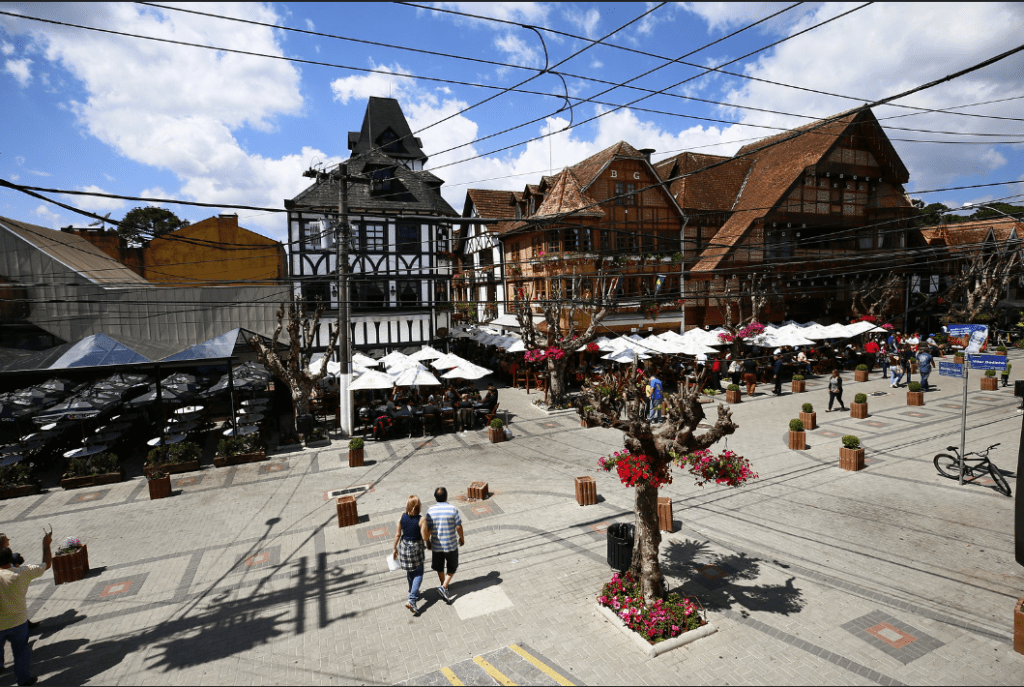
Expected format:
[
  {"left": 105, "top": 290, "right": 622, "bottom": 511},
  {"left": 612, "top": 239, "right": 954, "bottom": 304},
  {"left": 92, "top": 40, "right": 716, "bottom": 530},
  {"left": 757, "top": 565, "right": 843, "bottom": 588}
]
[{"left": 392, "top": 495, "right": 426, "bottom": 615}]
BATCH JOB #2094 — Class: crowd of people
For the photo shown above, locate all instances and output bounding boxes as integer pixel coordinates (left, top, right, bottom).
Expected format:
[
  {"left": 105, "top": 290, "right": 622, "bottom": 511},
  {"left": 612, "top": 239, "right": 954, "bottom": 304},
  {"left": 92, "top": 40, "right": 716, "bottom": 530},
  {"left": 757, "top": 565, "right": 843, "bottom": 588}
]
[{"left": 355, "top": 384, "right": 499, "bottom": 440}]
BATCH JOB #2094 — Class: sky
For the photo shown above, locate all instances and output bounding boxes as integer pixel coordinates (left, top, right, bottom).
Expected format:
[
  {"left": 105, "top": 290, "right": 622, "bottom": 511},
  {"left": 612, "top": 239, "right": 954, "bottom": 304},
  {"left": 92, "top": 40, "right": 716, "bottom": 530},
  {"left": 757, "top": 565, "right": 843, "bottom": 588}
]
[{"left": 1, "top": 2, "right": 1023, "bottom": 245}]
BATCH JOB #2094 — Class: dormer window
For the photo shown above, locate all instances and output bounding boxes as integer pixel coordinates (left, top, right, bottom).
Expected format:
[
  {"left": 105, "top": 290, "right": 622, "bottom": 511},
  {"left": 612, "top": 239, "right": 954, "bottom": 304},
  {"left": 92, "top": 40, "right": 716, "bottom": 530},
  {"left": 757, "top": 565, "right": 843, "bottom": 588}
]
[
  {"left": 371, "top": 167, "right": 394, "bottom": 195},
  {"left": 377, "top": 129, "right": 403, "bottom": 154},
  {"left": 528, "top": 197, "right": 535, "bottom": 215}
]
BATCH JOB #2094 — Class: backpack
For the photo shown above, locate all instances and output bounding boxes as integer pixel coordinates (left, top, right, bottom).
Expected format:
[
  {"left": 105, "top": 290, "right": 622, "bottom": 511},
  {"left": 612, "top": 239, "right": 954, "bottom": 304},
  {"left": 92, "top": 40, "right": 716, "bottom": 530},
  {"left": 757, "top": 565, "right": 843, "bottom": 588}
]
[{"left": 372, "top": 415, "right": 393, "bottom": 441}]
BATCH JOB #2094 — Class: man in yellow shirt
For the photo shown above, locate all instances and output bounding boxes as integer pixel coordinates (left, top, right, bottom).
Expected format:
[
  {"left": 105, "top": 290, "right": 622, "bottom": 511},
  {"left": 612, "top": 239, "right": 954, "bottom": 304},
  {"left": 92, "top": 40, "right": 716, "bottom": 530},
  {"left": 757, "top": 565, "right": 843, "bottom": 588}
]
[{"left": 0, "top": 530, "right": 51, "bottom": 686}]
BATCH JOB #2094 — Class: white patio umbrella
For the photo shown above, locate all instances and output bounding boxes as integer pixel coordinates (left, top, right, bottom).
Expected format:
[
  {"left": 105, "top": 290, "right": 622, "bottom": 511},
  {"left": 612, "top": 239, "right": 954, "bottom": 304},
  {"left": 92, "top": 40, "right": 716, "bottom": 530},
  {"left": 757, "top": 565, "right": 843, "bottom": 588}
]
[
  {"left": 800, "top": 323, "right": 832, "bottom": 340},
  {"left": 347, "top": 369, "right": 396, "bottom": 391},
  {"left": 409, "top": 345, "right": 445, "bottom": 362},
  {"left": 352, "top": 352, "right": 380, "bottom": 368},
  {"left": 391, "top": 365, "right": 442, "bottom": 387},
  {"left": 440, "top": 362, "right": 493, "bottom": 380},
  {"left": 821, "top": 323, "right": 853, "bottom": 339},
  {"left": 844, "top": 320, "right": 887, "bottom": 336},
  {"left": 431, "top": 353, "right": 470, "bottom": 370},
  {"left": 602, "top": 348, "right": 650, "bottom": 363},
  {"left": 381, "top": 351, "right": 414, "bottom": 368},
  {"left": 506, "top": 340, "right": 526, "bottom": 353}
]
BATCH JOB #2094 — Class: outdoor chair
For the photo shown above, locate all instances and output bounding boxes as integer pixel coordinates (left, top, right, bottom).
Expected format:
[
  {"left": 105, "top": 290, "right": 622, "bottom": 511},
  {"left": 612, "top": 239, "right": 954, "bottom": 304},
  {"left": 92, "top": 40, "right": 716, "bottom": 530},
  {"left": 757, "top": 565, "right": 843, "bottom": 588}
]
[{"left": 440, "top": 409, "right": 457, "bottom": 433}]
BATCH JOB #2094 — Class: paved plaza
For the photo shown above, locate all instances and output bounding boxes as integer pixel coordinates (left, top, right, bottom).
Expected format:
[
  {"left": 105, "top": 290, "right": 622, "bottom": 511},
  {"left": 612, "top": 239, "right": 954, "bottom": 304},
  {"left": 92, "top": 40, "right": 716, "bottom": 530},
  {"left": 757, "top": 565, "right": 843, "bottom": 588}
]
[{"left": 4, "top": 358, "right": 1024, "bottom": 685}]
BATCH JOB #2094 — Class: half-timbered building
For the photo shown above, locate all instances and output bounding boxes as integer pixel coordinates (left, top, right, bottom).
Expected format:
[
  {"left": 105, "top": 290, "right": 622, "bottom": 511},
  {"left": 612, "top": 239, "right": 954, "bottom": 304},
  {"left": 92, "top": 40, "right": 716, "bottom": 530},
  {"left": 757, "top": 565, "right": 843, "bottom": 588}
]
[{"left": 285, "top": 97, "right": 457, "bottom": 352}]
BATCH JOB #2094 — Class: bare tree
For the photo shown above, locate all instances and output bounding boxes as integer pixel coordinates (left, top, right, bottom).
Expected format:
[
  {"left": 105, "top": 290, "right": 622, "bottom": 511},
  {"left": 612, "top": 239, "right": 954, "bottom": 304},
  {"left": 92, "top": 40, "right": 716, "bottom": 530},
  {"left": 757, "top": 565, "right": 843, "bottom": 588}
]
[
  {"left": 515, "top": 272, "right": 611, "bottom": 406},
  {"left": 850, "top": 273, "right": 902, "bottom": 321},
  {"left": 249, "top": 300, "right": 339, "bottom": 420},
  {"left": 946, "top": 251, "right": 1020, "bottom": 322},
  {"left": 579, "top": 364, "right": 741, "bottom": 604}
]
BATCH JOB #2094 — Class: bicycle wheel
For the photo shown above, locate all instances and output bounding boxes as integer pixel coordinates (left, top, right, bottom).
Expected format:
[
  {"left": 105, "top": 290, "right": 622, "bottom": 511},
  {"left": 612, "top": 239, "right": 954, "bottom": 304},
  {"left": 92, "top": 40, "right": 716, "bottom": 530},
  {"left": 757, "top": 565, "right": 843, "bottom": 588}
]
[
  {"left": 934, "top": 453, "right": 960, "bottom": 479},
  {"left": 988, "top": 462, "right": 1012, "bottom": 497}
]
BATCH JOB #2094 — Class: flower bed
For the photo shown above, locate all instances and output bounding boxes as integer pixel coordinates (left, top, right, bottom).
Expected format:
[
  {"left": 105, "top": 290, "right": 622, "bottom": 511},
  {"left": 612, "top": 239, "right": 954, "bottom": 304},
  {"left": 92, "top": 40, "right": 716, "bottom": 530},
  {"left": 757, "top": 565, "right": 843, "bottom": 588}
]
[
  {"left": 144, "top": 441, "right": 202, "bottom": 477},
  {"left": 596, "top": 572, "right": 715, "bottom": 656}
]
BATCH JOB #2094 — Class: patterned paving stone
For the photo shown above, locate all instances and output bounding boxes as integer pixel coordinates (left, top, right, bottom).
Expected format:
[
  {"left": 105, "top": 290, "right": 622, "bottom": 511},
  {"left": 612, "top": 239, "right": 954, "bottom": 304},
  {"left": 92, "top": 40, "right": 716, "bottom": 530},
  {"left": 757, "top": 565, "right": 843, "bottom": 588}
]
[
  {"left": 67, "top": 489, "right": 109, "bottom": 505},
  {"left": 88, "top": 572, "right": 150, "bottom": 603},
  {"left": 841, "top": 610, "right": 945, "bottom": 665},
  {"left": 461, "top": 501, "right": 505, "bottom": 521}
]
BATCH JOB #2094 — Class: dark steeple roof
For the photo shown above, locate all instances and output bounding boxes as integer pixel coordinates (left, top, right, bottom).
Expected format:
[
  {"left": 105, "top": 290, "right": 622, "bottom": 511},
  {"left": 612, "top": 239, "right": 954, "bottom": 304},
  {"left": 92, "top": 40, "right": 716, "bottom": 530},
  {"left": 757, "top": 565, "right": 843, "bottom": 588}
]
[{"left": 347, "top": 97, "right": 427, "bottom": 162}]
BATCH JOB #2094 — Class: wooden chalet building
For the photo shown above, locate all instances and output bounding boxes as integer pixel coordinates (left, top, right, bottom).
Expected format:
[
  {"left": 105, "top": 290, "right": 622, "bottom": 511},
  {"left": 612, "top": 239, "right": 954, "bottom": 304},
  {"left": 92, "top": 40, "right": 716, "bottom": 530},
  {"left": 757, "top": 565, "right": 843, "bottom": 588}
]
[{"left": 285, "top": 97, "right": 457, "bottom": 352}]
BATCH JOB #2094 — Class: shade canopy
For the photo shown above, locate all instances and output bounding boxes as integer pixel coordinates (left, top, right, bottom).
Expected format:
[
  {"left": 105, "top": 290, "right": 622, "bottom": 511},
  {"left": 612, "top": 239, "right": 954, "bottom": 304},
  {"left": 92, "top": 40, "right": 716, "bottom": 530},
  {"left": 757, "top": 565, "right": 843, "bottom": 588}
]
[
  {"left": 440, "top": 362, "right": 492, "bottom": 380},
  {"left": 391, "top": 365, "right": 442, "bottom": 387},
  {"left": 431, "top": 353, "right": 470, "bottom": 370},
  {"left": 348, "top": 369, "right": 396, "bottom": 391},
  {"left": 409, "top": 345, "right": 445, "bottom": 361}
]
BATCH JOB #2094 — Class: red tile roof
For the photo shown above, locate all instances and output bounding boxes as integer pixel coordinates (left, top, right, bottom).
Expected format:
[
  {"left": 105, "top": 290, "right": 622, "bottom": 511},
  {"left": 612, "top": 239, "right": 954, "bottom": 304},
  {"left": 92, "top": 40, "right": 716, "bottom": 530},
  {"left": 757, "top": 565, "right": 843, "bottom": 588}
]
[
  {"left": 654, "top": 152, "right": 752, "bottom": 212},
  {"left": 914, "top": 217, "right": 1023, "bottom": 254},
  {"left": 532, "top": 168, "right": 604, "bottom": 219},
  {"left": 465, "top": 189, "right": 518, "bottom": 220},
  {"left": 570, "top": 141, "right": 646, "bottom": 191}
]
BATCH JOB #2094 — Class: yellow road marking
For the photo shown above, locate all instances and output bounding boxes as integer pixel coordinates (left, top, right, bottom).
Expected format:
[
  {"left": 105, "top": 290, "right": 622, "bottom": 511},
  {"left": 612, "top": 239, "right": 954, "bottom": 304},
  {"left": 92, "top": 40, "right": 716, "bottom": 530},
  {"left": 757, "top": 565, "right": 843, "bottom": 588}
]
[
  {"left": 473, "top": 656, "right": 516, "bottom": 686},
  {"left": 509, "top": 644, "right": 575, "bottom": 686},
  {"left": 440, "top": 666, "right": 464, "bottom": 686}
]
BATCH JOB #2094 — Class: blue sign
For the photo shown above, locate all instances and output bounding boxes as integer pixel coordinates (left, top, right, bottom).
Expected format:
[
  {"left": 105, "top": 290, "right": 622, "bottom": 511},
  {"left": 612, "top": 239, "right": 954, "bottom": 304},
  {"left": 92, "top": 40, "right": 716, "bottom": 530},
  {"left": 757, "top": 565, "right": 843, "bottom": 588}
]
[
  {"left": 939, "top": 362, "right": 964, "bottom": 378},
  {"left": 969, "top": 354, "right": 1007, "bottom": 371},
  {"left": 947, "top": 324, "right": 988, "bottom": 337}
]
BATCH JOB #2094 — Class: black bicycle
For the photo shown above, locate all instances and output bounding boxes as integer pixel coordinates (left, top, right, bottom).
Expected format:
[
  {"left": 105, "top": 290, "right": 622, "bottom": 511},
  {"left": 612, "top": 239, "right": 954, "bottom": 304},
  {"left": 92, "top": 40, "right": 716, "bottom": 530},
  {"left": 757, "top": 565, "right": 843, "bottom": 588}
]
[{"left": 933, "top": 443, "right": 1012, "bottom": 497}]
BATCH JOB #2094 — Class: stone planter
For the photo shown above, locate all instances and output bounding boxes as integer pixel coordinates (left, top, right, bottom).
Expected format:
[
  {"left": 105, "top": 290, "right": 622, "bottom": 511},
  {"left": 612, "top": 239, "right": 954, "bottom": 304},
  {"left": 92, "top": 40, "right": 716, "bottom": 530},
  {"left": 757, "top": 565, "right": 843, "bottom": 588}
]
[
  {"left": 788, "top": 430, "right": 806, "bottom": 450},
  {"left": 143, "top": 460, "right": 200, "bottom": 478},
  {"left": 0, "top": 484, "right": 40, "bottom": 500},
  {"left": 791, "top": 380, "right": 806, "bottom": 393},
  {"left": 1014, "top": 598, "right": 1024, "bottom": 655},
  {"left": 855, "top": 370, "right": 869, "bottom": 382},
  {"left": 52, "top": 544, "right": 89, "bottom": 585},
  {"left": 213, "top": 451, "right": 267, "bottom": 468},
  {"left": 840, "top": 447, "right": 865, "bottom": 471},
  {"left": 348, "top": 448, "right": 364, "bottom": 468},
  {"left": 595, "top": 602, "right": 716, "bottom": 658},
  {"left": 850, "top": 402, "right": 868, "bottom": 419},
  {"left": 907, "top": 391, "right": 924, "bottom": 406},
  {"left": 575, "top": 476, "right": 596, "bottom": 506},
  {"left": 488, "top": 426, "right": 505, "bottom": 443},
  {"left": 799, "top": 411, "right": 816, "bottom": 431},
  {"left": 148, "top": 475, "right": 172, "bottom": 500},
  {"left": 981, "top": 377, "right": 999, "bottom": 391},
  {"left": 725, "top": 389, "right": 742, "bottom": 404},
  {"left": 658, "top": 496, "right": 674, "bottom": 533},
  {"left": 61, "top": 470, "right": 124, "bottom": 490}
]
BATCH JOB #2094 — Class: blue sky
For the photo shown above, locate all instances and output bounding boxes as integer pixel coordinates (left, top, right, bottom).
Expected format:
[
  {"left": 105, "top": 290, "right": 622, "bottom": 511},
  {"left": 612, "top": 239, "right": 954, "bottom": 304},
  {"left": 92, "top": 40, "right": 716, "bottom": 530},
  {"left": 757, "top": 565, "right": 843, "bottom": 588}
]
[{"left": 1, "top": 2, "right": 1022, "bottom": 243}]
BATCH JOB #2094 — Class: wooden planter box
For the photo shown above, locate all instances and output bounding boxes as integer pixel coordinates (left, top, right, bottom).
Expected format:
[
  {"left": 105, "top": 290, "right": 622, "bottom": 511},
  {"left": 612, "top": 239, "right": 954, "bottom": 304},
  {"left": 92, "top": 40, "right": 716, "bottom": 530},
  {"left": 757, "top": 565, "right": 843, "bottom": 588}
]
[
  {"left": 488, "top": 426, "right": 505, "bottom": 443},
  {"left": 575, "top": 475, "right": 597, "bottom": 506},
  {"left": 213, "top": 451, "right": 267, "bottom": 468},
  {"left": 1014, "top": 598, "right": 1024, "bottom": 655},
  {"left": 143, "top": 460, "right": 200, "bottom": 478},
  {"left": 52, "top": 544, "right": 89, "bottom": 585},
  {"left": 336, "top": 495, "right": 358, "bottom": 527},
  {"left": 788, "top": 430, "right": 806, "bottom": 450},
  {"left": 468, "top": 481, "right": 489, "bottom": 500},
  {"left": 995, "top": 350, "right": 1008, "bottom": 357},
  {"left": 850, "top": 402, "right": 869, "bottom": 419},
  {"left": 954, "top": 355, "right": 965, "bottom": 364},
  {"left": 799, "top": 411, "right": 816, "bottom": 431},
  {"left": 657, "top": 496, "right": 673, "bottom": 533},
  {"left": 840, "top": 447, "right": 865, "bottom": 471},
  {"left": 61, "top": 470, "right": 124, "bottom": 490},
  {"left": 791, "top": 380, "right": 806, "bottom": 393},
  {"left": 981, "top": 376, "right": 999, "bottom": 391},
  {"left": 348, "top": 448, "right": 364, "bottom": 467},
  {"left": 148, "top": 475, "right": 172, "bottom": 500},
  {"left": 855, "top": 370, "right": 869, "bottom": 382},
  {"left": 907, "top": 391, "right": 925, "bottom": 406},
  {"left": 725, "top": 389, "right": 742, "bottom": 404},
  {"left": 0, "top": 484, "right": 40, "bottom": 500}
]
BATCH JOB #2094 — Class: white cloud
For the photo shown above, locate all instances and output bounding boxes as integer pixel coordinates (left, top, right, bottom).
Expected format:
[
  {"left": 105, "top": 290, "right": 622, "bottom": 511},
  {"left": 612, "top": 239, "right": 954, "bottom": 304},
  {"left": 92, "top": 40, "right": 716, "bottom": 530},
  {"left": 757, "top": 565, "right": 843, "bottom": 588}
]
[
  {"left": 103, "top": 173, "right": 115, "bottom": 181},
  {"left": 563, "top": 7, "right": 601, "bottom": 38},
  {"left": 428, "top": 2, "right": 550, "bottom": 26},
  {"left": 681, "top": 2, "right": 799, "bottom": 33},
  {"left": 27, "top": 169, "right": 50, "bottom": 177},
  {"left": 331, "top": 62, "right": 413, "bottom": 105},
  {"left": 494, "top": 32, "right": 542, "bottom": 68},
  {"left": 590, "top": 59, "right": 603, "bottom": 69},
  {"left": 635, "top": 2, "right": 669, "bottom": 36},
  {"left": 60, "top": 185, "right": 126, "bottom": 213},
  {"left": 1, "top": 42, "right": 14, "bottom": 56},
  {"left": 305, "top": 18, "right": 315, "bottom": 31},
  {"left": 4, "top": 58, "right": 31, "bottom": 86},
  {"left": 33, "top": 204, "right": 62, "bottom": 228}
]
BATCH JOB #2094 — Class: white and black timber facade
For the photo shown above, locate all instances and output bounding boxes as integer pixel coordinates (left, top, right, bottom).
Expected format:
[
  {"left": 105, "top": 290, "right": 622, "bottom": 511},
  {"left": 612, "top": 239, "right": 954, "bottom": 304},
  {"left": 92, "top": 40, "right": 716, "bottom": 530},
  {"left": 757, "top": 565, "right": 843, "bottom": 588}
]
[{"left": 285, "top": 97, "right": 457, "bottom": 352}]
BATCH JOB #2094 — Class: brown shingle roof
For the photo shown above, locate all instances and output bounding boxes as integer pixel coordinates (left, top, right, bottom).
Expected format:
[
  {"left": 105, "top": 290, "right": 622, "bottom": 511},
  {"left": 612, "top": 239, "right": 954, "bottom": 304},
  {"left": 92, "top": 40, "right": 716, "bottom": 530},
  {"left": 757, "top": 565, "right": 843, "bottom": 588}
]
[
  {"left": 915, "top": 216, "right": 1023, "bottom": 254},
  {"left": 569, "top": 141, "right": 646, "bottom": 191},
  {"left": 532, "top": 168, "right": 604, "bottom": 219},
  {"left": 465, "top": 189, "right": 518, "bottom": 220},
  {"left": 654, "top": 152, "right": 752, "bottom": 212},
  {"left": 692, "top": 111, "right": 864, "bottom": 274}
]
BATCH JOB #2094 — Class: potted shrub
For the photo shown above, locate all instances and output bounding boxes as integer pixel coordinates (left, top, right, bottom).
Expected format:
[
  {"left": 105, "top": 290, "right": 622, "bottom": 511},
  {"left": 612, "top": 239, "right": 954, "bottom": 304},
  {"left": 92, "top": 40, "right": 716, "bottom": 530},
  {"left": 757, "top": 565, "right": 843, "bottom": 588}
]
[
  {"left": 0, "top": 462, "right": 40, "bottom": 499},
  {"left": 850, "top": 393, "right": 869, "bottom": 419},
  {"left": 52, "top": 536, "right": 90, "bottom": 585},
  {"left": 144, "top": 440, "right": 201, "bottom": 477},
  {"left": 488, "top": 417, "right": 505, "bottom": 443},
  {"left": 725, "top": 383, "right": 742, "bottom": 404},
  {"left": 981, "top": 369, "right": 999, "bottom": 391},
  {"left": 954, "top": 352, "right": 965, "bottom": 364},
  {"left": 61, "top": 452, "right": 123, "bottom": 490},
  {"left": 788, "top": 418, "right": 806, "bottom": 450},
  {"left": 305, "top": 426, "right": 331, "bottom": 449},
  {"left": 348, "top": 437, "right": 364, "bottom": 467},
  {"left": 854, "top": 364, "right": 869, "bottom": 382},
  {"left": 907, "top": 381, "right": 925, "bottom": 406},
  {"left": 996, "top": 345, "right": 1008, "bottom": 357},
  {"left": 840, "top": 435, "right": 865, "bottom": 471},
  {"left": 791, "top": 374, "right": 806, "bottom": 393},
  {"left": 799, "top": 402, "right": 816, "bottom": 430},
  {"left": 214, "top": 434, "right": 266, "bottom": 467},
  {"left": 147, "top": 470, "right": 172, "bottom": 500}
]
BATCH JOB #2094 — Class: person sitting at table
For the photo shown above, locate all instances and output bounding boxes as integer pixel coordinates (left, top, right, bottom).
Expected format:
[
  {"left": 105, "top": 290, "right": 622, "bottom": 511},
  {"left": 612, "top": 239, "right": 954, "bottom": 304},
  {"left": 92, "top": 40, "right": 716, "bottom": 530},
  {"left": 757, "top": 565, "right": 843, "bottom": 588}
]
[
  {"left": 482, "top": 384, "right": 498, "bottom": 413},
  {"left": 795, "top": 349, "right": 812, "bottom": 376},
  {"left": 457, "top": 394, "right": 476, "bottom": 433},
  {"left": 421, "top": 396, "right": 440, "bottom": 432},
  {"left": 443, "top": 387, "right": 458, "bottom": 408}
]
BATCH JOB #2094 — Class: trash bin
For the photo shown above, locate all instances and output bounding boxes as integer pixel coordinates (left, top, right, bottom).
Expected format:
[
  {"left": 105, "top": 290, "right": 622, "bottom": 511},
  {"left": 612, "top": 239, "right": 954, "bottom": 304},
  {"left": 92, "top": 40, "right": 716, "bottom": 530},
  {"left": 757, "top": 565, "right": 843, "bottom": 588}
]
[
  {"left": 607, "top": 523, "right": 635, "bottom": 572},
  {"left": 296, "top": 413, "right": 314, "bottom": 438}
]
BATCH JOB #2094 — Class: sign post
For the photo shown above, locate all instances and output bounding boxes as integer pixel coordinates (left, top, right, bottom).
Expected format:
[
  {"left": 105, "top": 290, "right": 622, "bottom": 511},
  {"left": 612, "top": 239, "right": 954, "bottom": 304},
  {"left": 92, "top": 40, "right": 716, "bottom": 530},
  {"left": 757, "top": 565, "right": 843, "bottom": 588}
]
[{"left": 946, "top": 325, "right": 989, "bottom": 485}]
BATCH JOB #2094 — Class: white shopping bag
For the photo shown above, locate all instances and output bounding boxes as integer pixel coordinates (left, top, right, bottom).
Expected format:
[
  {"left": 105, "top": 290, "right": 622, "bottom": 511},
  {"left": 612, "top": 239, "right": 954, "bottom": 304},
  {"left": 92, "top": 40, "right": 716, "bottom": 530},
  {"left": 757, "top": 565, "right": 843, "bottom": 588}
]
[{"left": 385, "top": 554, "right": 400, "bottom": 572}]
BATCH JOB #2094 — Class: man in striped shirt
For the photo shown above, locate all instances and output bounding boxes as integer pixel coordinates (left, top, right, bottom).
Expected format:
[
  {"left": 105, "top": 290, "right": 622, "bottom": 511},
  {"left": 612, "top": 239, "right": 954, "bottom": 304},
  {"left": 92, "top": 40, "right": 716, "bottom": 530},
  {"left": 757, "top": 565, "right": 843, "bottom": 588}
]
[{"left": 423, "top": 487, "right": 464, "bottom": 603}]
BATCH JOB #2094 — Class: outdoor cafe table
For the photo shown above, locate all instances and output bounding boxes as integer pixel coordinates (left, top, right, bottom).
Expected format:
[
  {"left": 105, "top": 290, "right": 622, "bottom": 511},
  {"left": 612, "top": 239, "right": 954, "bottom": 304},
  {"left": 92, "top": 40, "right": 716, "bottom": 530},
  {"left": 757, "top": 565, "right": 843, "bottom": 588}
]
[
  {"left": 237, "top": 413, "right": 264, "bottom": 425},
  {"left": 165, "top": 421, "right": 198, "bottom": 434},
  {"left": 223, "top": 425, "right": 259, "bottom": 437},
  {"left": 64, "top": 445, "right": 109, "bottom": 459},
  {"left": 146, "top": 434, "right": 186, "bottom": 447}
]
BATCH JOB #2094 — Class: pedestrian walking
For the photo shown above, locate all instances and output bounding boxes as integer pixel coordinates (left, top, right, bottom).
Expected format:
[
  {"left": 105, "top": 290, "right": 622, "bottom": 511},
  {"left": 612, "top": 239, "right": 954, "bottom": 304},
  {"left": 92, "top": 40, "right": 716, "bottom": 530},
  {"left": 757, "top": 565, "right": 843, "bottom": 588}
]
[
  {"left": 826, "top": 369, "right": 846, "bottom": 412},
  {"left": 423, "top": 487, "right": 464, "bottom": 604},
  {"left": 916, "top": 349, "right": 934, "bottom": 391},
  {"left": 772, "top": 355, "right": 784, "bottom": 395},
  {"left": 0, "top": 528, "right": 52, "bottom": 686},
  {"left": 889, "top": 349, "right": 903, "bottom": 388},
  {"left": 900, "top": 345, "right": 914, "bottom": 387},
  {"left": 647, "top": 373, "right": 663, "bottom": 423},
  {"left": 742, "top": 357, "right": 758, "bottom": 396},
  {"left": 392, "top": 495, "right": 426, "bottom": 616},
  {"left": 728, "top": 357, "right": 742, "bottom": 386}
]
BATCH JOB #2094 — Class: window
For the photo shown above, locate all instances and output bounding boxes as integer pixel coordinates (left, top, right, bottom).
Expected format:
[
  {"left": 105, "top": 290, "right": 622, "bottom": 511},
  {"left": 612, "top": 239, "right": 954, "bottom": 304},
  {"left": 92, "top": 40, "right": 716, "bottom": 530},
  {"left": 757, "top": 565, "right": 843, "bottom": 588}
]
[
  {"left": 599, "top": 229, "right": 611, "bottom": 251},
  {"left": 615, "top": 231, "right": 628, "bottom": 252},
  {"left": 396, "top": 224, "right": 419, "bottom": 254},
  {"left": 302, "top": 280, "right": 330, "bottom": 306},
  {"left": 370, "top": 167, "right": 393, "bottom": 195},
  {"left": 563, "top": 228, "right": 578, "bottom": 253},
  {"left": 528, "top": 197, "right": 536, "bottom": 215},
  {"left": 397, "top": 281, "right": 420, "bottom": 308},
  {"left": 614, "top": 182, "right": 636, "bottom": 206},
  {"left": 352, "top": 281, "right": 387, "bottom": 311},
  {"left": 304, "top": 220, "right": 323, "bottom": 249},
  {"left": 361, "top": 223, "right": 385, "bottom": 252},
  {"left": 377, "top": 129, "right": 402, "bottom": 154},
  {"left": 547, "top": 230, "right": 559, "bottom": 253}
]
